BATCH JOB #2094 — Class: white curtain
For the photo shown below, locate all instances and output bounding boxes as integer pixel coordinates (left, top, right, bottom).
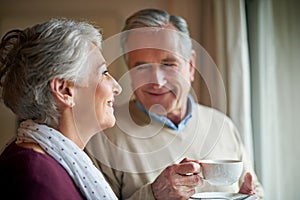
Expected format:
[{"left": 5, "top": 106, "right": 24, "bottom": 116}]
[
  {"left": 215, "top": 0, "right": 254, "bottom": 162},
  {"left": 194, "top": 0, "right": 254, "bottom": 161},
  {"left": 247, "top": 0, "right": 300, "bottom": 199}
]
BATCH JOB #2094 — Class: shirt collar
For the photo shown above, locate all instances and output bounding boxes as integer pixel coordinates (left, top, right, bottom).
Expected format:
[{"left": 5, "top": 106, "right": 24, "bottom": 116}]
[{"left": 134, "top": 95, "right": 194, "bottom": 131}]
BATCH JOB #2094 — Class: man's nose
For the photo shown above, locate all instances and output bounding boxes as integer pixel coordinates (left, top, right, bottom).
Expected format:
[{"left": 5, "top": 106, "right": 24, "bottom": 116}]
[{"left": 150, "top": 65, "right": 167, "bottom": 88}]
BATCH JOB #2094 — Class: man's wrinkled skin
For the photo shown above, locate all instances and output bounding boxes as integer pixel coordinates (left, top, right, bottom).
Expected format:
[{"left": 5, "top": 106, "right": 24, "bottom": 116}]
[{"left": 151, "top": 158, "right": 256, "bottom": 200}]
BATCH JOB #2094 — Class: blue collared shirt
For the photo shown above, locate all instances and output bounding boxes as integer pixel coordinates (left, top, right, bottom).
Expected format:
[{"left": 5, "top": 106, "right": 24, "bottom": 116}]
[{"left": 134, "top": 95, "right": 194, "bottom": 131}]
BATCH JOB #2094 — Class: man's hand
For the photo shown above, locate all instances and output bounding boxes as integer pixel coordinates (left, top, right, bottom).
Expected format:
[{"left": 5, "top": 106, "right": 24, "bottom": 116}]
[
  {"left": 151, "top": 158, "right": 203, "bottom": 200},
  {"left": 239, "top": 172, "right": 256, "bottom": 195}
]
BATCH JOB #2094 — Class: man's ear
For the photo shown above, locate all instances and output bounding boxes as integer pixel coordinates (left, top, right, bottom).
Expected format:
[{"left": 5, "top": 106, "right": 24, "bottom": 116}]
[
  {"left": 189, "top": 50, "right": 196, "bottom": 82},
  {"left": 50, "top": 78, "right": 75, "bottom": 107}
]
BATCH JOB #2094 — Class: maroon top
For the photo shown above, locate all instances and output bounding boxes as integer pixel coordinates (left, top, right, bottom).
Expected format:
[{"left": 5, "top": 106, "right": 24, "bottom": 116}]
[{"left": 0, "top": 141, "right": 85, "bottom": 200}]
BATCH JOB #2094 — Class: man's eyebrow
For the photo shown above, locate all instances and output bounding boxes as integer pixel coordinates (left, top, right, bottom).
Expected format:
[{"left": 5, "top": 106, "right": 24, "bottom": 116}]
[
  {"left": 133, "top": 58, "right": 177, "bottom": 66},
  {"left": 161, "top": 57, "right": 177, "bottom": 62}
]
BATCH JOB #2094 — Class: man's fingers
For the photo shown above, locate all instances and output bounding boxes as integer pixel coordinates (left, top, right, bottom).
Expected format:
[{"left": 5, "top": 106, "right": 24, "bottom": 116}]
[
  {"left": 175, "top": 161, "right": 201, "bottom": 175},
  {"left": 173, "top": 173, "right": 203, "bottom": 187},
  {"left": 180, "top": 157, "right": 201, "bottom": 164},
  {"left": 172, "top": 162, "right": 203, "bottom": 188},
  {"left": 176, "top": 186, "right": 197, "bottom": 197},
  {"left": 239, "top": 172, "right": 255, "bottom": 195},
  {"left": 152, "top": 163, "right": 203, "bottom": 200},
  {"left": 244, "top": 172, "right": 253, "bottom": 189}
]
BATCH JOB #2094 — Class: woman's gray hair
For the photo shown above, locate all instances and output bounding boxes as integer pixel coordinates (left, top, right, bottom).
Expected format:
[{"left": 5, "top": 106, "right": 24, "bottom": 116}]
[
  {"left": 0, "top": 18, "right": 102, "bottom": 127},
  {"left": 121, "top": 8, "right": 192, "bottom": 60}
]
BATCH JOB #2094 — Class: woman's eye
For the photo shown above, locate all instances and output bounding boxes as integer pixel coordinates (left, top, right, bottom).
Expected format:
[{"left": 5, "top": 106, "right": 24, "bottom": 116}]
[{"left": 102, "top": 70, "right": 109, "bottom": 76}]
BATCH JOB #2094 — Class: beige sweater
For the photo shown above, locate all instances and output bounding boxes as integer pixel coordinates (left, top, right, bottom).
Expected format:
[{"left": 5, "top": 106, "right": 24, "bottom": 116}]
[{"left": 87, "top": 101, "right": 264, "bottom": 199}]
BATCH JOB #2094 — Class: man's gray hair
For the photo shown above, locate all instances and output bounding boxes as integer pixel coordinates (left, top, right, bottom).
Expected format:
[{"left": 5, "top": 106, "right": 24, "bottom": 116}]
[
  {"left": 121, "top": 8, "right": 193, "bottom": 60},
  {"left": 0, "top": 18, "right": 102, "bottom": 126}
]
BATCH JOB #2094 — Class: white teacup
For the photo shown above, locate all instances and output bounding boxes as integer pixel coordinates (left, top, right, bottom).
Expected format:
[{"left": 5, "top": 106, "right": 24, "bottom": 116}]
[{"left": 199, "top": 159, "right": 243, "bottom": 186}]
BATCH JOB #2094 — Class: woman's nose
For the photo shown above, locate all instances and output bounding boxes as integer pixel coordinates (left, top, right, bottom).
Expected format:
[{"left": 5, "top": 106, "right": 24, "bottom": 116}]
[{"left": 112, "top": 77, "right": 122, "bottom": 95}]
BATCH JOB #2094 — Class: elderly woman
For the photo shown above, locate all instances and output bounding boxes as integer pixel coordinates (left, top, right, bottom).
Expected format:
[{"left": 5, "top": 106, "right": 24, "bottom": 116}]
[{"left": 0, "top": 19, "right": 121, "bottom": 199}]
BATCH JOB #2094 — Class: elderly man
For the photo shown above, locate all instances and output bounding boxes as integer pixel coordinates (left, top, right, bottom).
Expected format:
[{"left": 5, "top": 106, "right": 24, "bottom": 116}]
[{"left": 88, "top": 8, "right": 264, "bottom": 200}]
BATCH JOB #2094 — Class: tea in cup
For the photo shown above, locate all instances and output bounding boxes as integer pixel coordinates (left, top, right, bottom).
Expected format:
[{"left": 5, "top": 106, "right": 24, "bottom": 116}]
[{"left": 199, "top": 159, "right": 243, "bottom": 186}]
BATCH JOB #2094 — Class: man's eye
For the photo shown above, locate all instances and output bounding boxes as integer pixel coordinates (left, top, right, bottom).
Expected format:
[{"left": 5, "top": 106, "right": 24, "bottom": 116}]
[
  {"left": 162, "top": 63, "right": 175, "bottom": 67},
  {"left": 136, "top": 64, "right": 150, "bottom": 70}
]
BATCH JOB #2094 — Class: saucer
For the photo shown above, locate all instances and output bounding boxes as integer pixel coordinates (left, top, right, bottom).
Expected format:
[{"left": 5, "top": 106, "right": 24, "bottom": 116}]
[{"left": 190, "top": 192, "right": 256, "bottom": 199}]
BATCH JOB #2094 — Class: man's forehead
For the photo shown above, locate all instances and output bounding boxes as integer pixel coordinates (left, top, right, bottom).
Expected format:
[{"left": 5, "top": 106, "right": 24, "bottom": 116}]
[
  {"left": 128, "top": 48, "right": 178, "bottom": 58},
  {"left": 126, "top": 27, "right": 181, "bottom": 53}
]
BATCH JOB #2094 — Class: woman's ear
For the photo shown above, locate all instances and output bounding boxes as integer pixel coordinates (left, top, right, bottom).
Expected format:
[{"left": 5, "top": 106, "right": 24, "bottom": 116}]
[{"left": 50, "top": 78, "right": 75, "bottom": 108}]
